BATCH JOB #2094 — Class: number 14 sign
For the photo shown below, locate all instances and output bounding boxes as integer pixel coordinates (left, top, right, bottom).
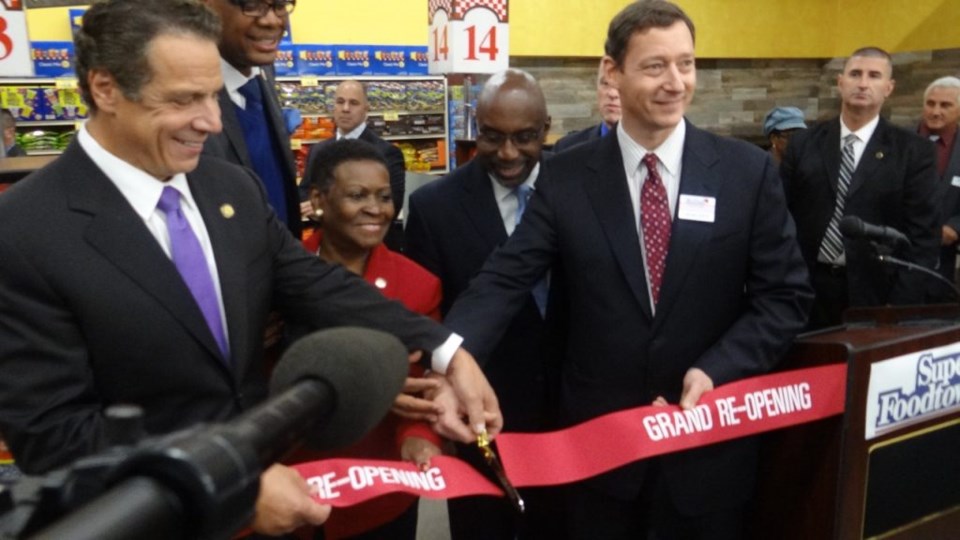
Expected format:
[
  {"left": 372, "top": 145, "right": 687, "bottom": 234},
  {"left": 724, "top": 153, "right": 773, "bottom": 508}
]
[{"left": 428, "top": 0, "right": 509, "bottom": 74}]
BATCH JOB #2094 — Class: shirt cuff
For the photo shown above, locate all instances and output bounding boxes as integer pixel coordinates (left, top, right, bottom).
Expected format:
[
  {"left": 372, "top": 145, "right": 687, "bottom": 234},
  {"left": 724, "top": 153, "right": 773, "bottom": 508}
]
[{"left": 431, "top": 333, "right": 463, "bottom": 374}]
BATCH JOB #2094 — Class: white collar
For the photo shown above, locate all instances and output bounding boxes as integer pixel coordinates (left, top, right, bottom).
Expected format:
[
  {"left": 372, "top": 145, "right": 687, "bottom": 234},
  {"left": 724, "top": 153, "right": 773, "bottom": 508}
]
[
  {"left": 617, "top": 119, "right": 685, "bottom": 176},
  {"left": 490, "top": 162, "right": 541, "bottom": 202},
  {"left": 338, "top": 122, "right": 368, "bottom": 140},
  {"left": 840, "top": 114, "right": 880, "bottom": 144},
  {"left": 77, "top": 123, "right": 195, "bottom": 220}
]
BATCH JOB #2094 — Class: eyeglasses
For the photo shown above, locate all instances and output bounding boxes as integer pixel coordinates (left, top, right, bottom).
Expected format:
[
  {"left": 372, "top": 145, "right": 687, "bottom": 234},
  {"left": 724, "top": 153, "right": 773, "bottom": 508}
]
[
  {"left": 476, "top": 128, "right": 543, "bottom": 147},
  {"left": 230, "top": 0, "right": 296, "bottom": 18}
]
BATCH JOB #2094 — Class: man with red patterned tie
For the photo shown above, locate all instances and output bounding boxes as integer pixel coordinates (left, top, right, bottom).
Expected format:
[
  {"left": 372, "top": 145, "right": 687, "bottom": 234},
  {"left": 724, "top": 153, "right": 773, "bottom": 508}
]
[{"left": 439, "top": 1, "right": 812, "bottom": 538}]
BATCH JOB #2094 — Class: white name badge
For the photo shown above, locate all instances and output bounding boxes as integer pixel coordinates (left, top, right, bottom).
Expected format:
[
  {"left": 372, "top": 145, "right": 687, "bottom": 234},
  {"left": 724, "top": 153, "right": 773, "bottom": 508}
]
[
  {"left": 677, "top": 195, "right": 716, "bottom": 223},
  {"left": 951, "top": 175, "right": 960, "bottom": 188}
]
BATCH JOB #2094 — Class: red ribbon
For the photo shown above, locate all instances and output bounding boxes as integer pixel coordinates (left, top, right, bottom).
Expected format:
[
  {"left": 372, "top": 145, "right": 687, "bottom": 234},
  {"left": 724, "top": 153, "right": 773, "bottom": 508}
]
[{"left": 294, "top": 364, "right": 846, "bottom": 507}]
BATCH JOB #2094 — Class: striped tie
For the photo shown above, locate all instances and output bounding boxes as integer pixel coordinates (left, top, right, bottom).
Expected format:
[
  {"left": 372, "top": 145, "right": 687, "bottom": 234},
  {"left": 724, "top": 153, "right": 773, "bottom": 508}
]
[{"left": 818, "top": 134, "right": 858, "bottom": 263}]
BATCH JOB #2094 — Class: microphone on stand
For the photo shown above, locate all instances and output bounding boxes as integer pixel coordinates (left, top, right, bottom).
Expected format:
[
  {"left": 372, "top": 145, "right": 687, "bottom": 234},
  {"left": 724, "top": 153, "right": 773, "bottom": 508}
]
[
  {"left": 839, "top": 216, "right": 910, "bottom": 247},
  {"left": 839, "top": 216, "right": 960, "bottom": 301}
]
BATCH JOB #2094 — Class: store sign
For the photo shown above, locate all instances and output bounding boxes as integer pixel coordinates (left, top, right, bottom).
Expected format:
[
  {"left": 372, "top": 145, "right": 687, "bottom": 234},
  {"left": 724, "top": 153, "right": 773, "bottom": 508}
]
[
  {"left": 0, "top": 1, "right": 34, "bottom": 77},
  {"left": 428, "top": 0, "right": 509, "bottom": 74},
  {"left": 864, "top": 342, "right": 960, "bottom": 440}
]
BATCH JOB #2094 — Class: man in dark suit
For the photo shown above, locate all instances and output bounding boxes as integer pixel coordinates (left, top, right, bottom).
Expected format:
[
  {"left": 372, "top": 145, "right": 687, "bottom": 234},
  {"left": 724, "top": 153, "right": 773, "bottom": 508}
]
[
  {"left": 201, "top": 0, "right": 302, "bottom": 236},
  {"left": 918, "top": 76, "right": 960, "bottom": 302},
  {"left": 1, "top": 109, "right": 27, "bottom": 157},
  {"left": 781, "top": 47, "right": 939, "bottom": 328},
  {"left": 440, "top": 2, "right": 812, "bottom": 538},
  {"left": 405, "top": 69, "right": 564, "bottom": 540},
  {"left": 0, "top": 1, "right": 500, "bottom": 536},
  {"left": 305, "top": 80, "right": 407, "bottom": 217},
  {"left": 552, "top": 60, "right": 620, "bottom": 153}
]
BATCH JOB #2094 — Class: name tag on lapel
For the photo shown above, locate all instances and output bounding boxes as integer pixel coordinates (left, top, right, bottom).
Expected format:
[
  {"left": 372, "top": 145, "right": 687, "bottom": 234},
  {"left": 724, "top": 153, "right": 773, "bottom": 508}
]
[
  {"left": 678, "top": 194, "right": 716, "bottom": 223},
  {"left": 951, "top": 176, "right": 960, "bottom": 188}
]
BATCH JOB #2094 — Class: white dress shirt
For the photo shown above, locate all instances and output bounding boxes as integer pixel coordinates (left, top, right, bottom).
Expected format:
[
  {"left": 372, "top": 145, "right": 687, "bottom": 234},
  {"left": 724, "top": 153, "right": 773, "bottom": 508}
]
[
  {"left": 490, "top": 163, "right": 541, "bottom": 236},
  {"left": 840, "top": 114, "right": 880, "bottom": 170},
  {"left": 221, "top": 58, "right": 262, "bottom": 110}
]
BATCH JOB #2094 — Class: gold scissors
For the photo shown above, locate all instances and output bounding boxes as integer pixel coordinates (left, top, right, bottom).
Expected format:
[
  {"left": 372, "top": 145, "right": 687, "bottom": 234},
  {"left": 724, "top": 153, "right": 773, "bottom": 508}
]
[{"left": 477, "top": 431, "right": 525, "bottom": 513}]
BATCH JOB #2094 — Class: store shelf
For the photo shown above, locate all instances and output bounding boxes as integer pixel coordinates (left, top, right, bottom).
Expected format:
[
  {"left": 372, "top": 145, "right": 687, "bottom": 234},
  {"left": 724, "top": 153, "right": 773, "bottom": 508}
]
[
  {"left": 382, "top": 133, "right": 445, "bottom": 141},
  {"left": 280, "top": 75, "right": 450, "bottom": 174},
  {"left": 25, "top": 149, "right": 63, "bottom": 156},
  {"left": 20, "top": 120, "right": 80, "bottom": 128},
  {"left": 302, "top": 110, "right": 445, "bottom": 118},
  {"left": 0, "top": 78, "right": 60, "bottom": 85}
]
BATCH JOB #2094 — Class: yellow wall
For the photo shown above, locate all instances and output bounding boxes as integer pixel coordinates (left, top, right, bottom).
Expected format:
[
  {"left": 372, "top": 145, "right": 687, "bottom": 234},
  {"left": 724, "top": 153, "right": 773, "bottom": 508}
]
[{"left": 22, "top": 1, "right": 960, "bottom": 59}]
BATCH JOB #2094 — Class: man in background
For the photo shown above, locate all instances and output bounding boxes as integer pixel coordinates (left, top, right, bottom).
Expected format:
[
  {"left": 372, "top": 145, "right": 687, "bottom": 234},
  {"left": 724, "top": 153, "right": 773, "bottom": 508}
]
[
  {"left": 781, "top": 47, "right": 939, "bottom": 328},
  {"left": 440, "top": 2, "right": 812, "bottom": 537},
  {"left": 918, "top": 76, "right": 960, "bottom": 302},
  {"left": 1, "top": 109, "right": 26, "bottom": 157},
  {"left": 405, "top": 69, "right": 565, "bottom": 540},
  {"left": 553, "top": 60, "right": 621, "bottom": 152},
  {"left": 0, "top": 0, "right": 500, "bottom": 535},
  {"left": 201, "top": 0, "right": 302, "bottom": 236},
  {"left": 306, "top": 80, "right": 407, "bottom": 219},
  {"left": 763, "top": 106, "right": 807, "bottom": 164}
]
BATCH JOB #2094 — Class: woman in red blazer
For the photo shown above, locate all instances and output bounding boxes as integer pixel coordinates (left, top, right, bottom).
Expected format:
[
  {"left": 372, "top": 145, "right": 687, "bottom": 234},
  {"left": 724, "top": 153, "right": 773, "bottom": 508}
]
[{"left": 295, "top": 139, "right": 443, "bottom": 540}]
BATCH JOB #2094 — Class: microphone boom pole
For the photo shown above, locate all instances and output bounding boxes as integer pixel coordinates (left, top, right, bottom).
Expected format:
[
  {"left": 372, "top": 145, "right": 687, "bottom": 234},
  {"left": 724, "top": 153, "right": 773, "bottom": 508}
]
[{"left": 24, "top": 327, "right": 408, "bottom": 540}]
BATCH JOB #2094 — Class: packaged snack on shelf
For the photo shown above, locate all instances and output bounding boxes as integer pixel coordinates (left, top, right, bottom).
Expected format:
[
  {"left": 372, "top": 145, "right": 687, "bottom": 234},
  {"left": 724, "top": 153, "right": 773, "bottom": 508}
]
[
  {"left": 0, "top": 87, "right": 46, "bottom": 121},
  {"left": 30, "top": 41, "right": 76, "bottom": 78},
  {"left": 50, "top": 87, "right": 88, "bottom": 120}
]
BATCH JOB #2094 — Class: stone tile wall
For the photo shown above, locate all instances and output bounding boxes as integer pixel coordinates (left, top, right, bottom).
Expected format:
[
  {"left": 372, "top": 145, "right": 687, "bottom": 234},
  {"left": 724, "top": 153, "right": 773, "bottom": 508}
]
[{"left": 512, "top": 49, "right": 960, "bottom": 147}]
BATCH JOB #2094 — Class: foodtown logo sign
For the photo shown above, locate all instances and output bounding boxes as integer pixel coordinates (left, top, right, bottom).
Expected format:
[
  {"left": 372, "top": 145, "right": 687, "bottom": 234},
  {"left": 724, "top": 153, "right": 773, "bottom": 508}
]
[{"left": 865, "top": 344, "right": 960, "bottom": 440}]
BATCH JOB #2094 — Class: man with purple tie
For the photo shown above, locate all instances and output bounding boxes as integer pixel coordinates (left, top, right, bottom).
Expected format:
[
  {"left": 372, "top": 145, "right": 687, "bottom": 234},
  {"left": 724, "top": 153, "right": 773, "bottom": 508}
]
[{"left": 0, "top": 1, "right": 500, "bottom": 536}]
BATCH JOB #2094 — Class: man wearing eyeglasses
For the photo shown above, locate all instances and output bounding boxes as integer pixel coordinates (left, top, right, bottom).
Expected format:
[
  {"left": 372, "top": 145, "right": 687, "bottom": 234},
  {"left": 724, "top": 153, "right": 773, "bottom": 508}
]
[
  {"left": 406, "top": 69, "right": 566, "bottom": 540},
  {"left": 201, "top": 0, "right": 302, "bottom": 237}
]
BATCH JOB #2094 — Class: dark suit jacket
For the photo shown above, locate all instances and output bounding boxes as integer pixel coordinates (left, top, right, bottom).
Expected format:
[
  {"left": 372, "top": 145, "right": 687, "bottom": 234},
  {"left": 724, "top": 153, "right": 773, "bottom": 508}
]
[
  {"left": 405, "top": 159, "right": 553, "bottom": 431},
  {"left": 4, "top": 144, "right": 26, "bottom": 158},
  {"left": 781, "top": 117, "right": 939, "bottom": 306},
  {"left": 202, "top": 70, "right": 301, "bottom": 237},
  {"left": 303, "top": 127, "right": 407, "bottom": 216},
  {"left": 443, "top": 121, "right": 812, "bottom": 513},
  {"left": 0, "top": 142, "right": 449, "bottom": 474},
  {"left": 928, "top": 128, "right": 960, "bottom": 286},
  {"left": 552, "top": 123, "right": 603, "bottom": 153}
]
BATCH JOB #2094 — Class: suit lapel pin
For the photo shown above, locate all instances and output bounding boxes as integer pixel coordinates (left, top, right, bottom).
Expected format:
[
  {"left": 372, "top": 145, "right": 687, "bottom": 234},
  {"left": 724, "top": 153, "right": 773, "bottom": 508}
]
[
  {"left": 875, "top": 151, "right": 884, "bottom": 160},
  {"left": 374, "top": 277, "right": 387, "bottom": 289},
  {"left": 220, "top": 204, "right": 235, "bottom": 219}
]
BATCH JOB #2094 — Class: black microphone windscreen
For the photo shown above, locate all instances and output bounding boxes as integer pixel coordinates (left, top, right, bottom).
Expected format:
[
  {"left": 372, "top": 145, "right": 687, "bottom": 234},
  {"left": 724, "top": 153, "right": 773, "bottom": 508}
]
[
  {"left": 270, "top": 327, "right": 409, "bottom": 451},
  {"left": 838, "top": 215, "right": 862, "bottom": 236}
]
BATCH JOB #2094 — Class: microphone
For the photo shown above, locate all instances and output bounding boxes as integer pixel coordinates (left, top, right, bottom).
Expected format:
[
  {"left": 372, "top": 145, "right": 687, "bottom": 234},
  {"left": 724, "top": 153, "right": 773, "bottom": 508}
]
[
  {"left": 839, "top": 216, "right": 910, "bottom": 247},
  {"left": 28, "top": 327, "right": 409, "bottom": 540},
  {"left": 267, "top": 326, "right": 409, "bottom": 452}
]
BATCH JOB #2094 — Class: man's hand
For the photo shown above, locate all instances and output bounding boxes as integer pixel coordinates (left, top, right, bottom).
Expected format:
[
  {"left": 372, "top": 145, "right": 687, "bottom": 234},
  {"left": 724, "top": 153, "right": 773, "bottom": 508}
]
[
  {"left": 250, "top": 464, "right": 330, "bottom": 536},
  {"left": 392, "top": 376, "right": 443, "bottom": 422},
  {"left": 401, "top": 436, "right": 443, "bottom": 471},
  {"left": 943, "top": 225, "right": 958, "bottom": 246},
  {"left": 425, "top": 373, "right": 472, "bottom": 442},
  {"left": 442, "top": 348, "right": 502, "bottom": 442},
  {"left": 679, "top": 368, "right": 714, "bottom": 410}
]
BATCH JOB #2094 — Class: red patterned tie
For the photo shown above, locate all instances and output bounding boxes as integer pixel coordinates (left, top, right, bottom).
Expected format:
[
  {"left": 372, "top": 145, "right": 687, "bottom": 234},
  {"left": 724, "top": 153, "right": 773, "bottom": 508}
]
[{"left": 640, "top": 153, "right": 672, "bottom": 305}]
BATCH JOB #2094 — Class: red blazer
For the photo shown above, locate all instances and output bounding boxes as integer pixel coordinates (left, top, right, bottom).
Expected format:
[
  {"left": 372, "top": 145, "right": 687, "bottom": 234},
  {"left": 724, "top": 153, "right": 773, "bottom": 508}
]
[{"left": 297, "top": 231, "right": 442, "bottom": 539}]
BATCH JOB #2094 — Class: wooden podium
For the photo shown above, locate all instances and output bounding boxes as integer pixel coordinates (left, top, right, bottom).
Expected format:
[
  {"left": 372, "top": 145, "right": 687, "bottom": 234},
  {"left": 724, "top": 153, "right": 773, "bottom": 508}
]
[{"left": 750, "top": 305, "right": 960, "bottom": 539}]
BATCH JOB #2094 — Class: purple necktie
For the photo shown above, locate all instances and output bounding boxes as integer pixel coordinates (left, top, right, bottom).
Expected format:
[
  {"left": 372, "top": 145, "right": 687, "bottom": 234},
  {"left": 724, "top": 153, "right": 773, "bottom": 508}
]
[{"left": 157, "top": 186, "right": 229, "bottom": 359}]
